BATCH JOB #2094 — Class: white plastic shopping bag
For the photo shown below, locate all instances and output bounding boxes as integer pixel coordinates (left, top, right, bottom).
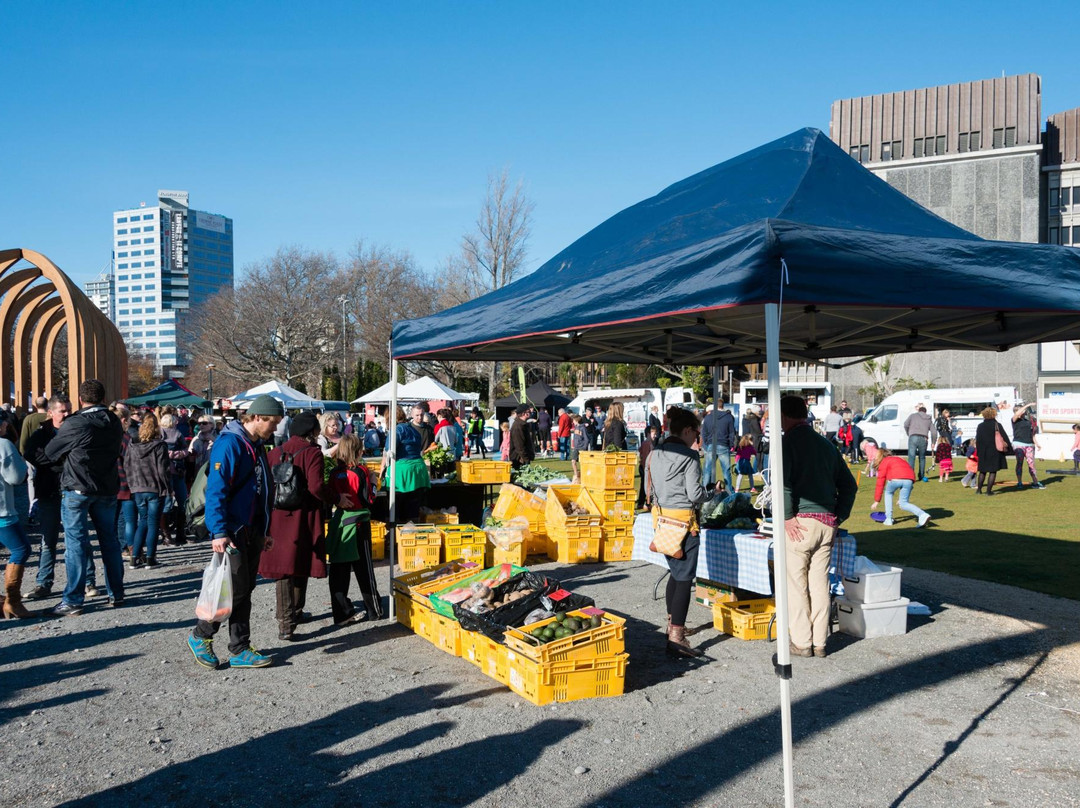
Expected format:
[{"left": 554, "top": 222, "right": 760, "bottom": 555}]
[{"left": 194, "top": 551, "right": 233, "bottom": 622}]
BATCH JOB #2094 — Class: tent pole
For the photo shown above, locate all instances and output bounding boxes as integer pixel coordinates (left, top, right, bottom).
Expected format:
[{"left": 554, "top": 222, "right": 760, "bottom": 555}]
[
  {"left": 710, "top": 363, "right": 719, "bottom": 485},
  {"left": 766, "top": 302, "right": 795, "bottom": 808},
  {"left": 387, "top": 359, "right": 399, "bottom": 619}
]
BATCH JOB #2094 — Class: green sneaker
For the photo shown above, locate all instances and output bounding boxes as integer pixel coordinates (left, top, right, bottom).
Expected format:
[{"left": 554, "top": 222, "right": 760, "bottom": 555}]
[
  {"left": 187, "top": 635, "right": 219, "bottom": 669},
  {"left": 229, "top": 647, "right": 272, "bottom": 668}
]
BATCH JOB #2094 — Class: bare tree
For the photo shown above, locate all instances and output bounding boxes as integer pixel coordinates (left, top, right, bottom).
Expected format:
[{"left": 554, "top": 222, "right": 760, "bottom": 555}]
[
  {"left": 454, "top": 169, "right": 535, "bottom": 404},
  {"left": 185, "top": 247, "right": 338, "bottom": 392}
]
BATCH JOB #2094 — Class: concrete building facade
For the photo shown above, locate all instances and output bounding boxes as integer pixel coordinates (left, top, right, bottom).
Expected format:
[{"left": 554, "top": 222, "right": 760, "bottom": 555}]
[{"left": 824, "top": 74, "right": 1055, "bottom": 408}]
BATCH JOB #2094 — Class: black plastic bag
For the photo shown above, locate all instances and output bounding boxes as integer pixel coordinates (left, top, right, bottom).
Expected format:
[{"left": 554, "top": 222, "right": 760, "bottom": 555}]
[{"left": 455, "top": 572, "right": 596, "bottom": 642}]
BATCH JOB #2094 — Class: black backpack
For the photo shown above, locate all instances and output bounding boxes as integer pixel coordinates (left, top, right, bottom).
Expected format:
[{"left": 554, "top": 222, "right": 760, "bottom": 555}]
[{"left": 272, "top": 451, "right": 306, "bottom": 510}]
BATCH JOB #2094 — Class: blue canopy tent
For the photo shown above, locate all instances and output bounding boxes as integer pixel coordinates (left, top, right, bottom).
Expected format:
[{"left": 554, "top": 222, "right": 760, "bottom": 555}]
[{"left": 388, "top": 128, "right": 1080, "bottom": 806}]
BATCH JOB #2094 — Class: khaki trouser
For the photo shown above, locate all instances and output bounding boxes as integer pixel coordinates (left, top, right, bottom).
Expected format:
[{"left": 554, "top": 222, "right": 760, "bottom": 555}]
[{"left": 785, "top": 516, "right": 836, "bottom": 650}]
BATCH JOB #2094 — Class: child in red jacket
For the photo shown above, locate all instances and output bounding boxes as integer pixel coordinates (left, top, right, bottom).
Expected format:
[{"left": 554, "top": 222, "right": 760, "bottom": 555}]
[{"left": 870, "top": 449, "right": 931, "bottom": 527}]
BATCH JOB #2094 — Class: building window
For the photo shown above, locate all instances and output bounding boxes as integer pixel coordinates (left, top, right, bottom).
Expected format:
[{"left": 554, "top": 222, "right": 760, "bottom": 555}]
[
  {"left": 892, "top": 140, "right": 902, "bottom": 159},
  {"left": 1005, "top": 127, "right": 1016, "bottom": 148},
  {"left": 925, "top": 137, "right": 936, "bottom": 157},
  {"left": 936, "top": 135, "right": 945, "bottom": 155},
  {"left": 132, "top": 319, "right": 143, "bottom": 326},
  {"left": 958, "top": 133, "right": 969, "bottom": 153},
  {"left": 143, "top": 213, "right": 154, "bottom": 220},
  {"left": 119, "top": 309, "right": 129, "bottom": 316},
  {"left": 992, "top": 128, "right": 1004, "bottom": 148},
  {"left": 1049, "top": 227, "right": 1059, "bottom": 245},
  {"left": 131, "top": 262, "right": 142, "bottom": 268},
  {"left": 1062, "top": 187, "right": 1071, "bottom": 207},
  {"left": 117, "top": 229, "right": 127, "bottom": 235},
  {"left": 144, "top": 260, "right": 155, "bottom": 267},
  {"left": 913, "top": 138, "right": 924, "bottom": 158},
  {"left": 118, "top": 286, "right": 129, "bottom": 293},
  {"left": 144, "top": 330, "right": 156, "bottom": 337},
  {"left": 1065, "top": 228, "right": 1073, "bottom": 246},
  {"left": 117, "top": 240, "right": 128, "bottom": 247},
  {"left": 859, "top": 145, "right": 869, "bottom": 163},
  {"left": 144, "top": 283, "right": 156, "bottom": 290},
  {"left": 132, "top": 285, "right": 143, "bottom": 291},
  {"left": 131, "top": 250, "right": 141, "bottom": 256},
  {"left": 970, "top": 131, "right": 981, "bottom": 150},
  {"left": 1050, "top": 188, "right": 1060, "bottom": 208},
  {"left": 1073, "top": 225, "right": 1080, "bottom": 245},
  {"left": 881, "top": 142, "right": 892, "bottom": 161},
  {"left": 117, "top": 263, "right": 128, "bottom": 269},
  {"left": 116, "top": 217, "right": 128, "bottom": 223},
  {"left": 118, "top": 297, "right": 129, "bottom": 304},
  {"left": 117, "top": 252, "right": 128, "bottom": 258}
]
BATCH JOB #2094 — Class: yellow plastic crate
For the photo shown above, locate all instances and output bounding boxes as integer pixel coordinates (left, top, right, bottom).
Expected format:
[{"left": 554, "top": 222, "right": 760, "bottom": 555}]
[
  {"left": 554, "top": 535, "right": 602, "bottom": 564},
  {"left": 424, "top": 609, "right": 464, "bottom": 656},
  {"left": 420, "top": 511, "right": 460, "bottom": 526},
  {"left": 362, "top": 458, "right": 384, "bottom": 490},
  {"left": 526, "top": 531, "right": 549, "bottom": 556},
  {"left": 600, "top": 524, "right": 633, "bottom": 561},
  {"left": 439, "top": 524, "right": 486, "bottom": 565},
  {"left": 491, "top": 484, "right": 547, "bottom": 534},
  {"left": 587, "top": 488, "right": 636, "bottom": 524},
  {"left": 713, "top": 598, "right": 777, "bottom": 641},
  {"left": 545, "top": 485, "right": 603, "bottom": 541},
  {"left": 456, "top": 460, "right": 512, "bottom": 485},
  {"left": 462, "top": 630, "right": 510, "bottom": 685},
  {"left": 371, "top": 520, "right": 386, "bottom": 561},
  {"left": 396, "top": 524, "right": 443, "bottom": 572},
  {"left": 505, "top": 651, "right": 629, "bottom": 705},
  {"left": 580, "top": 451, "right": 637, "bottom": 490},
  {"left": 391, "top": 565, "right": 477, "bottom": 629},
  {"left": 504, "top": 609, "right": 626, "bottom": 665},
  {"left": 488, "top": 541, "right": 528, "bottom": 567}
]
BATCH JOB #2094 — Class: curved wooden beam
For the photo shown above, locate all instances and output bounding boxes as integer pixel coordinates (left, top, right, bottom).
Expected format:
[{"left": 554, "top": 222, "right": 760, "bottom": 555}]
[
  {"left": 30, "top": 301, "right": 64, "bottom": 398},
  {"left": 12, "top": 283, "right": 58, "bottom": 405}
]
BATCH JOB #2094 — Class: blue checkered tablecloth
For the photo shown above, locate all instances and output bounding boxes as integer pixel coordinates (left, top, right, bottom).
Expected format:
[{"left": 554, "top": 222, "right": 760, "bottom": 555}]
[{"left": 632, "top": 512, "right": 857, "bottom": 595}]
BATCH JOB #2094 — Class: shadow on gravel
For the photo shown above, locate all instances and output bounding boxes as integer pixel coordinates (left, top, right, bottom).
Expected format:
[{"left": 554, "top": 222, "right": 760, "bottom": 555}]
[
  {"left": 0, "top": 653, "right": 138, "bottom": 721},
  {"left": 3, "top": 620, "right": 188, "bottom": 665},
  {"left": 271, "top": 621, "right": 411, "bottom": 663},
  {"left": 59, "top": 683, "right": 574, "bottom": 807},
  {"left": 582, "top": 628, "right": 1069, "bottom": 806}
]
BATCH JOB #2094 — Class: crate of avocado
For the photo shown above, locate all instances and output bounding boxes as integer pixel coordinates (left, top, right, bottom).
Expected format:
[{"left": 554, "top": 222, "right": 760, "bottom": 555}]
[{"left": 504, "top": 608, "right": 626, "bottom": 665}]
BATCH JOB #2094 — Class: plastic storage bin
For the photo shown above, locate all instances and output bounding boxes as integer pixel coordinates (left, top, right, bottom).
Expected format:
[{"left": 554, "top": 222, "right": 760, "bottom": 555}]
[
  {"left": 505, "top": 652, "right": 629, "bottom": 705},
  {"left": 544, "top": 485, "right": 603, "bottom": 542},
  {"left": 587, "top": 488, "right": 636, "bottom": 524},
  {"left": 456, "top": 460, "right": 512, "bottom": 485},
  {"left": 580, "top": 451, "right": 636, "bottom": 490},
  {"left": 712, "top": 598, "right": 777, "bottom": 640},
  {"left": 600, "top": 523, "right": 633, "bottom": 561},
  {"left": 396, "top": 525, "right": 444, "bottom": 572},
  {"left": 370, "top": 520, "right": 386, "bottom": 561},
  {"left": 440, "top": 524, "right": 487, "bottom": 565},
  {"left": 504, "top": 609, "right": 626, "bottom": 665},
  {"left": 835, "top": 596, "right": 910, "bottom": 638},
  {"left": 841, "top": 565, "right": 902, "bottom": 604}
]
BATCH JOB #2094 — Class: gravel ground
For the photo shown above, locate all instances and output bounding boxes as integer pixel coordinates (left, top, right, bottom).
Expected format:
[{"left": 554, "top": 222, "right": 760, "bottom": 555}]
[{"left": 1, "top": 539, "right": 1078, "bottom": 808}]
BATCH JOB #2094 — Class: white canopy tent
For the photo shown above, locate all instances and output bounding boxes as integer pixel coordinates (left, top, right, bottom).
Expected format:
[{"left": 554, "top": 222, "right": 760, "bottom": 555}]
[
  {"left": 231, "top": 379, "right": 350, "bottom": 411},
  {"left": 353, "top": 376, "right": 472, "bottom": 405},
  {"left": 352, "top": 379, "right": 409, "bottom": 405}
]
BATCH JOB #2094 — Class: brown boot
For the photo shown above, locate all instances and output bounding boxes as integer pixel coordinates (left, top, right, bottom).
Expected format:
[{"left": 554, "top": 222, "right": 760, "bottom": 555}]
[
  {"left": 666, "top": 624, "right": 703, "bottom": 658},
  {"left": 3, "top": 564, "right": 33, "bottom": 619}
]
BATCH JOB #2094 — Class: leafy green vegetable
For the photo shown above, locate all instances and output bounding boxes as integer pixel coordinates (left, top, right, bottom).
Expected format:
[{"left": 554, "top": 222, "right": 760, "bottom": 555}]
[{"left": 511, "top": 463, "right": 561, "bottom": 488}]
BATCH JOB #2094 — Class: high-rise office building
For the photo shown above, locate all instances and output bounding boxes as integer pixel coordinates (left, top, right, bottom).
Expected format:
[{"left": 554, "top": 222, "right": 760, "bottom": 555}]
[
  {"left": 85, "top": 269, "right": 114, "bottom": 320},
  {"left": 112, "top": 190, "right": 233, "bottom": 371}
]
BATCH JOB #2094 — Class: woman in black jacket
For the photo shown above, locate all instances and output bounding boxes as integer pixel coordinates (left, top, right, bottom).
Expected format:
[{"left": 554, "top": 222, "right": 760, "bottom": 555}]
[
  {"left": 602, "top": 402, "right": 628, "bottom": 451},
  {"left": 124, "top": 413, "right": 170, "bottom": 566},
  {"left": 974, "top": 407, "right": 1011, "bottom": 496}
]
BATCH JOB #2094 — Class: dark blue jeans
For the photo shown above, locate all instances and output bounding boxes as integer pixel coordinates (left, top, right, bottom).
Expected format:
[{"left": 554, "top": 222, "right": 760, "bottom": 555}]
[
  {"left": 132, "top": 493, "right": 164, "bottom": 561},
  {"left": 559, "top": 436, "right": 570, "bottom": 461},
  {"left": 117, "top": 498, "right": 137, "bottom": 550},
  {"left": 0, "top": 519, "right": 31, "bottom": 565},
  {"left": 60, "top": 492, "right": 124, "bottom": 606},
  {"left": 34, "top": 496, "right": 65, "bottom": 589}
]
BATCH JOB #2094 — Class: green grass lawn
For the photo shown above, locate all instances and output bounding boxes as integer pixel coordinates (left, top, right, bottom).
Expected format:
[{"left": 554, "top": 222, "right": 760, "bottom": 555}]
[{"left": 531, "top": 456, "right": 1080, "bottom": 601}]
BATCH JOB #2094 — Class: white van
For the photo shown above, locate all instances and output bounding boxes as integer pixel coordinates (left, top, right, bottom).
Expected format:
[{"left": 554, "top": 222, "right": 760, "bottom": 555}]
[
  {"left": 859, "top": 386, "right": 1019, "bottom": 451},
  {"left": 566, "top": 386, "right": 696, "bottom": 446}
]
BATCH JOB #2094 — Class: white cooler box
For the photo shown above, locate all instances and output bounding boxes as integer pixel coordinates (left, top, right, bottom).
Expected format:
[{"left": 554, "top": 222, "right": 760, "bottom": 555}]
[
  {"left": 841, "top": 564, "right": 902, "bottom": 604},
  {"left": 835, "top": 596, "right": 909, "bottom": 638}
]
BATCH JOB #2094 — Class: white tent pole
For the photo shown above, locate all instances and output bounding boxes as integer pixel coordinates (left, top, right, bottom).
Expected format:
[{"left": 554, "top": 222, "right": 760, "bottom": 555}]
[
  {"left": 709, "top": 363, "right": 719, "bottom": 484},
  {"left": 387, "top": 359, "right": 399, "bottom": 619},
  {"left": 766, "top": 302, "right": 795, "bottom": 808}
]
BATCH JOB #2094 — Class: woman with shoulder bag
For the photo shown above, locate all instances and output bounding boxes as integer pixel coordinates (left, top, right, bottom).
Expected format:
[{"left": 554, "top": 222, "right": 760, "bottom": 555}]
[{"left": 646, "top": 406, "right": 724, "bottom": 658}]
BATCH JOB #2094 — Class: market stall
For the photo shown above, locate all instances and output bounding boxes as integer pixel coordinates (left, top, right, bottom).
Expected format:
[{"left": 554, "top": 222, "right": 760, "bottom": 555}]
[
  {"left": 231, "top": 379, "right": 350, "bottom": 412},
  {"left": 387, "top": 127, "right": 1080, "bottom": 805}
]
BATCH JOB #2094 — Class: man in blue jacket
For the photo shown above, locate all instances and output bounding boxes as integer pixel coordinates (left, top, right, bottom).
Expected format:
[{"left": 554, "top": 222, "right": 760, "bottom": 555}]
[
  {"left": 700, "top": 398, "right": 738, "bottom": 491},
  {"left": 187, "top": 395, "right": 281, "bottom": 669}
]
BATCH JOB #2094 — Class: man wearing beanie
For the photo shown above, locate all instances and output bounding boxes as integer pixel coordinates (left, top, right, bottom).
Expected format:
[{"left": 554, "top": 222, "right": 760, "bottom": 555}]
[
  {"left": 779, "top": 395, "right": 857, "bottom": 659},
  {"left": 187, "top": 394, "right": 282, "bottom": 669}
]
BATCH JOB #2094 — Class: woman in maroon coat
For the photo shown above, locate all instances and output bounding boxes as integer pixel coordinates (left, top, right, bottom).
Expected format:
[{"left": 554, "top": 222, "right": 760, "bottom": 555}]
[{"left": 260, "top": 412, "right": 351, "bottom": 640}]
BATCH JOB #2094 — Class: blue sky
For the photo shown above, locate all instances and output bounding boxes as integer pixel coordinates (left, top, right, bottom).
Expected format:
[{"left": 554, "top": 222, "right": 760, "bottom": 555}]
[{"left": 3, "top": 2, "right": 1080, "bottom": 289}]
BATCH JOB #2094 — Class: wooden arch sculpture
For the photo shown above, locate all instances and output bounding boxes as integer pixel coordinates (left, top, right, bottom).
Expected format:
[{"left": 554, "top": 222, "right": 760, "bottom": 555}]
[{"left": 0, "top": 248, "right": 128, "bottom": 406}]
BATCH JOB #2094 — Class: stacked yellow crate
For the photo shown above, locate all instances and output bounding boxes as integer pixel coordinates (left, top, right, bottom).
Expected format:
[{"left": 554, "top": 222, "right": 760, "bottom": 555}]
[
  {"left": 580, "top": 451, "right": 638, "bottom": 561},
  {"left": 490, "top": 483, "right": 548, "bottom": 556},
  {"left": 544, "top": 485, "right": 603, "bottom": 563}
]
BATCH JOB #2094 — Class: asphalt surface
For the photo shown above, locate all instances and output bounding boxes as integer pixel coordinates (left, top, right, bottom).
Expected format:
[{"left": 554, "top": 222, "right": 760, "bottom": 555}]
[{"left": 1, "top": 537, "right": 1077, "bottom": 807}]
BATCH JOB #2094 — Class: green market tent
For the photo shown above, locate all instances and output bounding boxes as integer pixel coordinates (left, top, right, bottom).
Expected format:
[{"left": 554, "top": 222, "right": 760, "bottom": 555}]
[{"left": 124, "top": 379, "right": 211, "bottom": 409}]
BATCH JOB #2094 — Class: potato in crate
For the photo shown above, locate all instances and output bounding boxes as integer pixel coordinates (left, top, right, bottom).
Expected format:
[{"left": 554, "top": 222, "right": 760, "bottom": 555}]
[
  {"left": 391, "top": 563, "right": 478, "bottom": 631},
  {"left": 491, "top": 484, "right": 547, "bottom": 534},
  {"left": 544, "top": 485, "right": 603, "bottom": 541}
]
